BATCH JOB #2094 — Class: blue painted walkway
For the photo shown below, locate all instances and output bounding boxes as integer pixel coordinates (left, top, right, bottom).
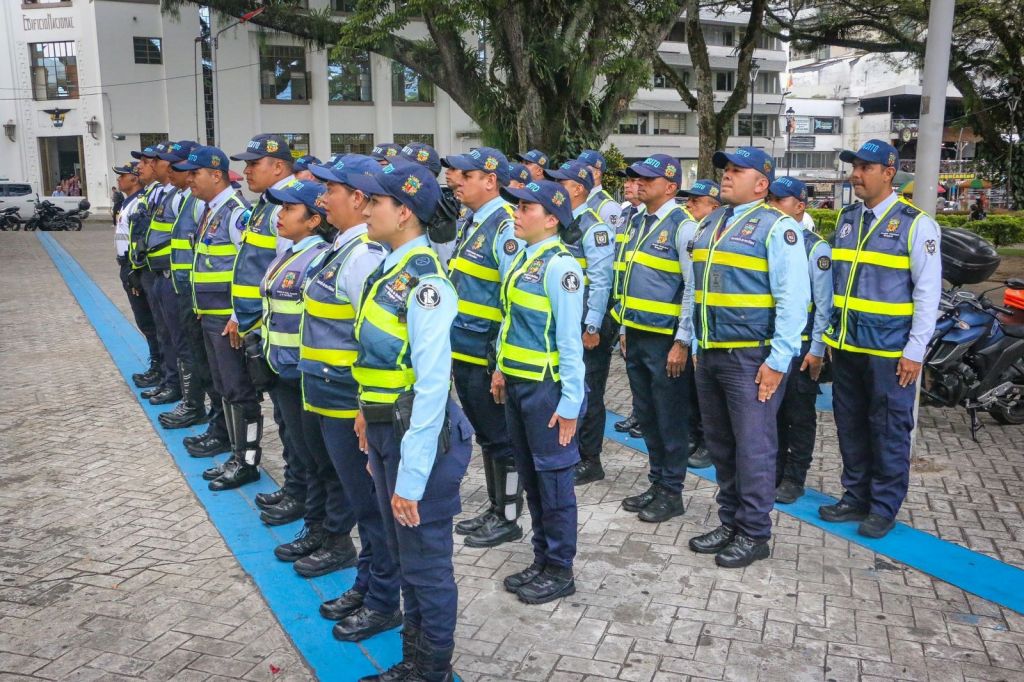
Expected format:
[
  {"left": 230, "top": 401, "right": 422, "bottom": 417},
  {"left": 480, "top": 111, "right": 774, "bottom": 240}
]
[{"left": 40, "top": 231, "right": 1024, "bottom": 681}]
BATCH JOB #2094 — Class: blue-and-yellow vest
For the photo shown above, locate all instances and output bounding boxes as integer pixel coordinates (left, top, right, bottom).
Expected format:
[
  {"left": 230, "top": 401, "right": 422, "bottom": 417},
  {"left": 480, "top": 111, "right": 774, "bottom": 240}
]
[
  {"left": 447, "top": 201, "right": 516, "bottom": 365},
  {"left": 353, "top": 245, "right": 448, "bottom": 404},
  {"left": 260, "top": 239, "right": 330, "bottom": 381},
  {"left": 801, "top": 228, "right": 827, "bottom": 342},
  {"left": 497, "top": 240, "right": 570, "bottom": 382},
  {"left": 170, "top": 191, "right": 201, "bottom": 295},
  {"left": 824, "top": 198, "right": 922, "bottom": 358},
  {"left": 299, "top": 233, "right": 384, "bottom": 419},
  {"left": 691, "top": 202, "right": 787, "bottom": 349},
  {"left": 128, "top": 182, "right": 161, "bottom": 269},
  {"left": 611, "top": 204, "right": 690, "bottom": 334},
  {"left": 191, "top": 192, "right": 250, "bottom": 317},
  {"left": 233, "top": 193, "right": 285, "bottom": 333},
  {"left": 586, "top": 187, "right": 615, "bottom": 221},
  {"left": 144, "top": 186, "right": 179, "bottom": 271},
  {"left": 564, "top": 207, "right": 610, "bottom": 317}
]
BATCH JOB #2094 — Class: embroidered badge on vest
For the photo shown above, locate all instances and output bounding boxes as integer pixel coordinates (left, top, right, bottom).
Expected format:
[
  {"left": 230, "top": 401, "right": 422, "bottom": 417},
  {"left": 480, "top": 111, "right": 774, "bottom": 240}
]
[
  {"left": 384, "top": 271, "right": 413, "bottom": 302},
  {"left": 879, "top": 218, "right": 901, "bottom": 239},
  {"left": 522, "top": 259, "right": 545, "bottom": 283},
  {"left": 281, "top": 271, "right": 299, "bottom": 289},
  {"left": 838, "top": 222, "right": 852, "bottom": 239}
]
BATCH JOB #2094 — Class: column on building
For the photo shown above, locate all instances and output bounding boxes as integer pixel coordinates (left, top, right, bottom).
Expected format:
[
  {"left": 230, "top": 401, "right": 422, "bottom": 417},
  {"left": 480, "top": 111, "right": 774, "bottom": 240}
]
[{"left": 370, "top": 53, "right": 393, "bottom": 144}]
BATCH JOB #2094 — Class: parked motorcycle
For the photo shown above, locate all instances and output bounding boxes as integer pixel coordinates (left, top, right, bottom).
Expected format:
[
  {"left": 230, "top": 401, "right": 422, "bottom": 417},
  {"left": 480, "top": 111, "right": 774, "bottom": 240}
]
[
  {"left": 24, "top": 198, "right": 89, "bottom": 231},
  {"left": 0, "top": 202, "right": 23, "bottom": 231},
  {"left": 922, "top": 227, "right": 1024, "bottom": 439}
]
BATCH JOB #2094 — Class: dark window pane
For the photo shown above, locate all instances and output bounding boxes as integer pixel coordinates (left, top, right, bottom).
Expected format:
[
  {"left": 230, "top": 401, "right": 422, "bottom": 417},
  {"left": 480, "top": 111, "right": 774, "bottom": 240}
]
[
  {"left": 391, "top": 62, "right": 434, "bottom": 103},
  {"left": 331, "top": 133, "right": 374, "bottom": 155},
  {"left": 133, "top": 37, "right": 162, "bottom": 65},
  {"left": 327, "top": 51, "right": 372, "bottom": 102},
  {"left": 29, "top": 41, "right": 78, "bottom": 100},
  {"left": 259, "top": 45, "right": 308, "bottom": 102}
]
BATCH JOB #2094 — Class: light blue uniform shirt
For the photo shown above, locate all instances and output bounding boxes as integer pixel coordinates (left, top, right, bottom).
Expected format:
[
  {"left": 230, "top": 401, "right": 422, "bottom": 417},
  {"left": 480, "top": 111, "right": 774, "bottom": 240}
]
[
  {"left": 323, "top": 223, "right": 386, "bottom": 314},
  {"left": 805, "top": 234, "right": 833, "bottom": 358},
  {"left": 571, "top": 203, "right": 615, "bottom": 329},
  {"left": 859, "top": 191, "right": 942, "bottom": 363},
  {"left": 715, "top": 199, "right": 810, "bottom": 373},
  {"left": 389, "top": 235, "right": 459, "bottom": 502},
  {"left": 471, "top": 194, "right": 525, "bottom": 279}
]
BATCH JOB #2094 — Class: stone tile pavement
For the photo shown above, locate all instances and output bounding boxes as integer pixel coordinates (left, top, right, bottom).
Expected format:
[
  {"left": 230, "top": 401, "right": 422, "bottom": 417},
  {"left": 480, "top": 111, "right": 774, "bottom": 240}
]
[{"left": 1, "top": 228, "right": 1021, "bottom": 681}]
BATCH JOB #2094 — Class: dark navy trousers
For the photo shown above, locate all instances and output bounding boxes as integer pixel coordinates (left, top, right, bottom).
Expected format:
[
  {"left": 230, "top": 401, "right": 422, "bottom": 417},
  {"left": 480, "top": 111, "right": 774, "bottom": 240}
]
[
  {"left": 696, "top": 347, "right": 787, "bottom": 540},
  {"left": 117, "top": 256, "right": 160, "bottom": 363},
  {"left": 833, "top": 350, "right": 916, "bottom": 520},
  {"left": 505, "top": 379, "right": 582, "bottom": 569},
  {"left": 320, "top": 413, "right": 399, "bottom": 612},
  {"left": 452, "top": 359, "right": 514, "bottom": 464},
  {"left": 200, "top": 316, "right": 259, "bottom": 407},
  {"left": 624, "top": 329, "right": 690, "bottom": 493},
  {"left": 141, "top": 270, "right": 178, "bottom": 387},
  {"left": 365, "top": 400, "right": 472, "bottom": 650},
  {"left": 579, "top": 319, "right": 614, "bottom": 460},
  {"left": 776, "top": 341, "right": 820, "bottom": 486},
  {"left": 152, "top": 272, "right": 190, "bottom": 376},
  {"left": 176, "top": 291, "right": 227, "bottom": 440}
]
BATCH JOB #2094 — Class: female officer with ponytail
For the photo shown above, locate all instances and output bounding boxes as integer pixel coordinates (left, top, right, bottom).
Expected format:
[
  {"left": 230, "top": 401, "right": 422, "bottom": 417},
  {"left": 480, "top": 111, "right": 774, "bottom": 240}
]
[
  {"left": 344, "top": 158, "right": 472, "bottom": 682},
  {"left": 490, "top": 180, "right": 586, "bottom": 606}
]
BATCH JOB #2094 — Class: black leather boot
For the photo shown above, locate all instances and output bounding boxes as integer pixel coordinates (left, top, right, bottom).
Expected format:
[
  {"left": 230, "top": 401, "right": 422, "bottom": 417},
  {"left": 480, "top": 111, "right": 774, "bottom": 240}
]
[
  {"left": 209, "top": 402, "right": 261, "bottom": 491},
  {"left": 293, "top": 532, "right": 357, "bottom": 578},
  {"left": 333, "top": 606, "right": 403, "bottom": 642},
  {"left": 515, "top": 565, "right": 575, "bottom": 605},
  {"left": 255, "top": 488, "right": 287, "bottom": 509},
  {"left": 274, "top": 523, "right": 325, "bottom": 562},
  {"left": 455, "top": 450, "right": 498, "bottom": 536},
  {"left": 574, "top": 456, "right": 605, "bottom": 485},
  {"left": 141, "top": 384, "right": 165, "bottom": 400},
  {"left": 406, "top": 639, "right": 455, "bottom": 682},
  {"left": 465, "top": 455, "right": 522, "bottom": 548},
  {"left": 259, "top": 495, "right": 306, "bottom": 526},
  {"left": 132, "top": 359, "right": 162, "bottom": 388},
  {"left": 188, "top": 433, "right": 231, "bottom": 458},
  {"left": 613, "top": 411, "right": 638, "bottom": 433},
  {"left": 358, "top": 623, "right": 420, "bottom": 681},
  {"left": 320, "top": 587, "right": 366, "bottom": 621},
  {"left": 148, "top": 385, "right": 182, "bottom": 405},
  {"left": 159, "top": 361, "right": 208, "bottom": 429}
]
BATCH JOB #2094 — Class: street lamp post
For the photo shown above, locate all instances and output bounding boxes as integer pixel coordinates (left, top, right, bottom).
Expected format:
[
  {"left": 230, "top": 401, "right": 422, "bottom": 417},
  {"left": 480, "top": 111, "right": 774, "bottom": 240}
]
[
  {"left": 748, "top": 58, "right": 761, "bottom": 146},
  {"left": 785, "top": 106, "right": 795, "bottom": 176}
]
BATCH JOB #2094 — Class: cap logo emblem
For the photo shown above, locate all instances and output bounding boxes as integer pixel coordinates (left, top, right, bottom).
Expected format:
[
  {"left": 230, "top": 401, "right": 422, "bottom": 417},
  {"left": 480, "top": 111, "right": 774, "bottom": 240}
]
[
  {"left": 665, "top": 165, "right": 677, "bottom": 178},
  {"left": 578, "top": 169, "right": 587, "bottom": 179},
  {"left": 267, "top": 140, "right": 280, "bottom": 153},
  {"left": 188, "top": 153, "right": 199, "bottom": 163},
  {"left": 763, "top": 161, "right": 772, "bottom": 175},
  {"left": 738, "top": 149, "right": 752, "bottom": 158},
  {"left": 551, "top": 191, "right": 565, "bottom": 207},
  {"left": 484, "top": 156, "right": 498, "bottom": 171},
  {"left": 709, "top": 187, "right": 719, "bottom": 197},
  {"left": 863, "top": 142, "right": 880, "bottom": 153},
  {"left": 887, "top": 152, "right": 896, "bottom": 166},
  {"left": 210, "top": 155, "right": 221, "bottom": 168},
  {"left": 402, "top": 175, "right": 421, "bottom": 196},
  {"left": 382, "top": 164, "right": 395, "bottom": 174},
  {"left": 386, "top": 148, "right": 398, "bottom": 157},
  {"left": 538, "top": 157, "right": 546, "bottom": 166},
  {"left": 417, "top": 150, "right": 430, "bottom": 162}
]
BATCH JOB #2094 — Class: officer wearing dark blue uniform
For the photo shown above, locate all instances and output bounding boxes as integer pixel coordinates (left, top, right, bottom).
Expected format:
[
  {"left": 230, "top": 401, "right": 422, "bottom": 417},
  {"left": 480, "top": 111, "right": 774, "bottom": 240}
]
[
  {"left": 346, "top": 159, "right": 473, "bottom": 682},
  {"left": 767, "top": 177, "right": 832, "bottom": 504},
  {"left": 514, "top": 149, "right": 550, "bottom": 181},
  {"left": 819, "top": 140, "right": 941, "bottom": 538},
  {"left": 492, "top": 180, "right": 586, "bottom": 605},
  {"left": 544, "top": 160, "right": 615, "bottom": 485},
  {"left": 442, "top": 148, "right": 526, "bottom": 548},
  {"left": 687, "top": 147, "right": 810, "bottom": 568},
  {"left": 613, "top": 154, "right": 695, "bottom": 523}
]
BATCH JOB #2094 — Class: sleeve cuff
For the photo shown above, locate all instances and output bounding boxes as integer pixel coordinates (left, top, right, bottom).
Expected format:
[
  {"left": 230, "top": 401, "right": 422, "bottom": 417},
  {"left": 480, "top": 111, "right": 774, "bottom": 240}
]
[
  {"left": 394, "top": 470, "right": 426, "bottom": 502},
  {"left": 766, "top": 351, "right": 791, "bottom": 373},
  {"left": 584, "top": 311, "right": 603, "bottom": 329},
  {"left": 556, "top": 397, "right": 583, "bottom": 420},
  {"left": 902, "top": 342, "right": 926, "bottom": 363},
  {"left": 809, "top": 340, "right": 826, "bottom": 357}
]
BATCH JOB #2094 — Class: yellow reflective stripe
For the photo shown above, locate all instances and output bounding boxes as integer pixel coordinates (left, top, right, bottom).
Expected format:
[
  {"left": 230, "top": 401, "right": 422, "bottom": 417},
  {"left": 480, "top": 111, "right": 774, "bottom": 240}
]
[
  {"left": 823, "top": 334, "right": 903, "bottom": 358},
  {"left": 691, "top": 248, "right": 709, "bottom": 263},
  {"left": 450, "top": 256, "right": 501, "bottom": 282},
  {"left": 452, "top": 352, "right": 488, "bottom": 366},
  {"left": 457, "top": 299, "right": 502, "bottom": 322},
  {"left": 267, "top": 330, "right": 300, "bottom": 347},
  {"left": 170, "top": 262, "right": 191, "bottom": 271},
  {"left": 304, "top": 297, "right": 354, "bottom": 320},
  {"left": 300, "top": 346, "right": 358, "bottom": 366},
  {"left": 243, "top": 231, "right": 277, "bottom": 249},
  {"left": 622, "top": 319, "right": 673, "bottom": 334},
  {"left": 833, "top": 295, "right": 912, "bottom": 316},
  {"left": 196, "top": 244, "right": 237, "bottom": 256},
  {"left": 831, "top": 248, "right": 910, "bottom": 269},
  {"left": 232, "top": 284, "right": 262, "bottom": 299},
  {"left": 363, "top": 304, "right": 407, "bottom": 339},
  {"left": 623, "top": 295, "right": 681, "bottom": 317},
  {"left": 195, "top": 307, "right": 234, "bottom": 316},
  {"left": 702, "top": 339, "right": 769, "bottom": 349},
  {"left": 632, "top": 251, "right": 682, "bottom": 274},
  {"left": 507, "top": 288, "right": 549, "bottom": 312},
  {"left": 575, "top": 257, "right": 587, "bottom": 269},
  {"left": 171, "top": 238, "right": 191, "bottom": 249},
  {"left": 148, "top": 244, "right": 172, "bottom": 257},
  {"left": 358, "top": 391, "right": 400, "bottom": 404},
  {"left": 500, "top": 342, "right": 559, "bottom": 366},
  {"left": 708, "top": 251, "right": 769, "bottom": 272},
  {"left": 304, "top": 402, "right": 358, "bottom": 419},
  {"left": 269, "top": 298, "right": 304, "bottom": 315},
  {"left": 193, "top": 271, "right": 232, "bottom": 283},
  {"left": 694, "top": 292, "right": 775, "bottom": 308},
  {"left": 149, "top": 221, "right": 173, "bottom": 233},
  {"left": 351, "top": 366, "right": 415, "bottom": 389},
  {"left": 612, "top": 261, "right": 626, "bottom": 271},
  {"left": 501, "top": 365, "right": 558, "bottom": 382}
]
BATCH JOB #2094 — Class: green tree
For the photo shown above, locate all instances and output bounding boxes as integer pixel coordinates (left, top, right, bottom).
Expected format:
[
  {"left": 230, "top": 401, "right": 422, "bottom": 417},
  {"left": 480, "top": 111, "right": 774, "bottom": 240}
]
[{"left": 164, "top": 0, "right": 686, "bottom": 160}]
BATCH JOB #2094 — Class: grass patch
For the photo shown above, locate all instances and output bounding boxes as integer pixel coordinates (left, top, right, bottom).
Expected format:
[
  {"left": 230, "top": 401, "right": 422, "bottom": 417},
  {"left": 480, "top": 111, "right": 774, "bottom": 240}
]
[{"left": 997, "top": 248, "right": 1024, "bottom": 257}]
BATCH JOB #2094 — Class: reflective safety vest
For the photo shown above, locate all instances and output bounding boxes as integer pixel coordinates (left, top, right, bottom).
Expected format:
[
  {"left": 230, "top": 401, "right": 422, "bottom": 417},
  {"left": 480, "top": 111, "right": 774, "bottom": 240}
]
[
  {"left": 447, "top": 201, "right": 516, "bottom": 365},
  {"left": 586, "top": 187, "right": 615, "bottom": 222},
  {"left": 497, "top": 240, "right": 569, "bottom": 382},
  {"left": 691, "top": 202, "right": 786, "bottom": 350},
  {"left": 353, "top": 245, "right": 448, "bottom": 404},
  {"left": 801, "top": 228, "right": 827, "bottom": 342},
  {"left": 563, "top": 207, "right": 603, "bottom": 286},
  {"left": 260, "top": 239, "right": 330, "bottom": 380},
  {"left": 824, "top": 198, "right": 922, "bottom": 358},
  {"left": 299, "top": 233, "right": 383, "bottom": 419},
  {"left": 233, "top": 194, "right": 284, "bottom": 333},
  {"left": 128, "top": 183, "right": 161, "bottom": 269},
  {"left": 170, "top": 192, "right": 201, "bottom": 295},
  {"left": 144, "top": 187, "right": 179, "bottom": 271},
  {"left": 191, "top": 192, "right": 249, "bottom": 317},
  {"left": 611, "top": 204, "right": 690, "bottom": 334}
]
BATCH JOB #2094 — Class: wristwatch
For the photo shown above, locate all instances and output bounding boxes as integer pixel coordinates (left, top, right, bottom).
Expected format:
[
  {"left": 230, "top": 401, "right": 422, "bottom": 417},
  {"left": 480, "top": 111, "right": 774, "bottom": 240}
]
[{"left": 586, "top": 324, "right": 598, "bottom": 335}]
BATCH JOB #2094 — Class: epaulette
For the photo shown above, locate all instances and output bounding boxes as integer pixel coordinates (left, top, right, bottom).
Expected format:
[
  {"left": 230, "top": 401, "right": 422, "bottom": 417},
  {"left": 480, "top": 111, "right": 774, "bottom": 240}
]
[
  {"left": 839, "top": 203, "right": 858, "bottom": 213},
  {"left": 366, "top": 242, "right": 386, "bottom": 253},
  {"left": 902, "top": 204, "right": 921, "bottom": 217}
]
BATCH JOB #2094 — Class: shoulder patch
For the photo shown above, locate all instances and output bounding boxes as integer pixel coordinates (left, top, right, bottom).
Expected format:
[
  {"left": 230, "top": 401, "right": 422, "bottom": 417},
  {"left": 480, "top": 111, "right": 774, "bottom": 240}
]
[
  {"left": 414, "top": 255, "right": 432, "bottom": 267},
  {"left": 784, "top": 229, "right": 798, "bottom": 245},
  {"left": 415, "top": 283, "right": 441, "bottom": 309},
  {"left": 903, "top": 204, "right": 921, "bottom": 217},
  {"left": 817, "top": 255, "right": 831, "bottom": 271},
  {"left": 594, "top": 230, "right": 610, "bottom": 247},
  {"left": 840, "top": 204, "right": 858, "bottom": 213},
  {"left": 925, "top": 239, "right": 937, "bottom": 255},
  {"left": 561, "top": 270, "right": 581, "bottom": 293},
  {"left": 503, "top": 239, "right": 519, "bottom": 255}
]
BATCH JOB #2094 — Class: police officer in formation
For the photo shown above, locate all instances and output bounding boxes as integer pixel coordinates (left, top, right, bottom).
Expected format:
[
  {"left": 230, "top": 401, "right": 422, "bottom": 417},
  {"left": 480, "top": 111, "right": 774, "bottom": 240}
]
[
  {"left": 515, "top": 149, "right": 549, "bottom": 181},
  {"left": 577, "top": 149, "right": 621, "bottom": 228},
  {"left": 819, "top": 139, "right": 941, "bottom": 538}
]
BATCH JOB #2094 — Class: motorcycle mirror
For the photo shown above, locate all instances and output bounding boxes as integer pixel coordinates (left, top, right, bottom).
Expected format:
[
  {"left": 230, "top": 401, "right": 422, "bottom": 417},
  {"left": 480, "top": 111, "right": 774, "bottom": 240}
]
[{"left": 1006, "top": 278, "right": 1024, "bottom": 290}]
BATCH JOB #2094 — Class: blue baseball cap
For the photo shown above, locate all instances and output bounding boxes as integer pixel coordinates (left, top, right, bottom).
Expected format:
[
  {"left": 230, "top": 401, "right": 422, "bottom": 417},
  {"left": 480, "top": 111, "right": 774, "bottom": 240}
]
[
  {"left": 310, "top": 154, "right": 380, "bottom": 187},
  {"left": 400, "top": 142, "right": 442, "bottom": 175},
  {"left": 678, "top": 179, "right": 721, "bottom": 200},
  {"left": 712, "top": 146, "right": 775, "bottom": 181},
  {"left": 501, "top": 180, "right": 574, "bottom": 228},
  {"left": 370, "top": 143, "right": 403, "bottom": 161},
  {"left": 343, "top": 158, "right": 442, "bottom": 224},
  {"left": 230, "top": 134, "right": 293, "bottom": 162},
  {"left": 172, "top": 145, "right": 231, "bottom": 172},
  {"left": 839, "top": 138, "right": 900, "bottom": 168},
  {"left": 292, "top": 154, "right": 321, "bottom": 173},
  {"left": 441, "top": 147, "right": 510, "bottom": 186},
  {"left": 515, "top": 149, "right": 549, "bottom": 169},
  {"left": 769, "top": 176, "right": 808, "bottom": 202},
  {"left": 112, "top": 161, "right": 140, "bottom": 176},
  {"left": 544, "top": 159, "right": 595, "bottom": 192},
  {"left": 625, "top": 153, "right": 682, "bottom": 182},
  {"left": 508, "top": 163, "right": 531, "bottom": 185},
  {"left": 577, "top": 149, "right": 606, "bottom": 172},
  {"left": 266, "top": 179, "right": 328, "bottom": 218},
  {"left": 159, "top": 140, "right": 199, "bottom": 163},
  {"left": 131, "top": 141, "right": 166, "bottom": 160}
]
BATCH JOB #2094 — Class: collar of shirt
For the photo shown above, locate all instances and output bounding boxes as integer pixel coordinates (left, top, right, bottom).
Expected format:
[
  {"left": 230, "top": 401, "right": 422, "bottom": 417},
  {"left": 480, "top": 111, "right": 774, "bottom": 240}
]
[
  {"left": 205, "top": 186, "right": 238, "bottom": 215},
  {"left": 863, "top": 190, "right": 899, "bottom": 217},
  {"left": 258, "top": 174, "right": 297, "bottom": 204},
  {"left": 641, "top": 197, "right": 680, "bottom": 222},
  {"left": 587, "top": 185, "right": 604, "bottom": 200},
  {"left": 524, "top": 234, "right": 560, "bottom": 257},
  {"left": 124, "top": 189, "right": 143, "bottom": 203},
  {"left": 571, "top": 202, "right": 589, "bottom": 219},
  {"left": 726, "top": 198, "right": 765, "bottom": 224},
  {"left": 470, "top": 195, "right": 508, "bottom": 225},
  {"left": 162, "top": 183, "right": 175, "bottom": 191},
  {"left": 333, "top": 223, "right": 369, "bottom": 251},
  {"left": 383, "top": 235, "right": 431, "bottom": 270},
  {"left": 289, "top": 234, "right": 321, "bottom": 253}
]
